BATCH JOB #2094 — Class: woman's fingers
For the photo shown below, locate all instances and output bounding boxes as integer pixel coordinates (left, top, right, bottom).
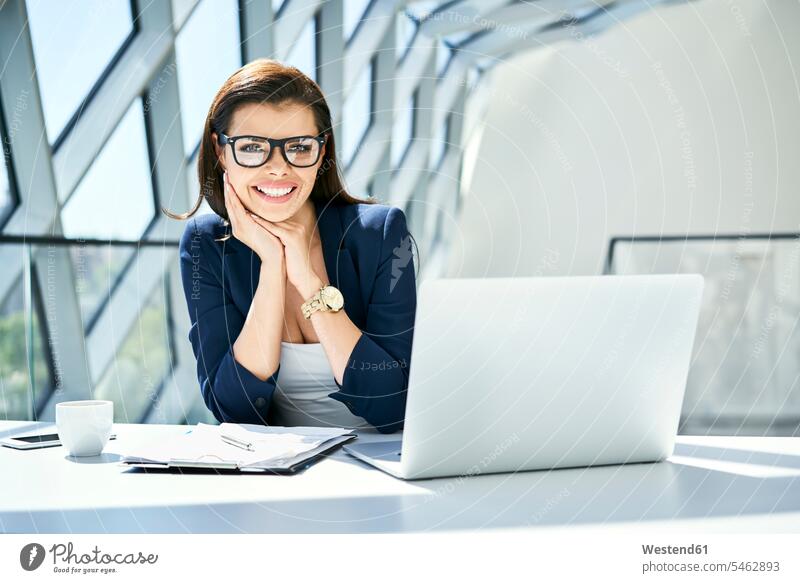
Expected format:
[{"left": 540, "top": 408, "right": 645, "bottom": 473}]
[{"left": 227, "top": 176, "right": 254, "bottom": 231}]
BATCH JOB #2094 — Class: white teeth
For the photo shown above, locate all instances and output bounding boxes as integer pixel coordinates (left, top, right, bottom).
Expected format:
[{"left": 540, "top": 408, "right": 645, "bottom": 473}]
[{"left": 255, "top": 186, "right": 295, "bottom": 197}]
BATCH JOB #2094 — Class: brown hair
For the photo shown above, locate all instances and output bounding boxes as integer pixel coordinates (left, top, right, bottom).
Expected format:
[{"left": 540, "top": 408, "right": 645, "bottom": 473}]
[{"left": 163, "top": 58, "right": 374, "bottom": 222}]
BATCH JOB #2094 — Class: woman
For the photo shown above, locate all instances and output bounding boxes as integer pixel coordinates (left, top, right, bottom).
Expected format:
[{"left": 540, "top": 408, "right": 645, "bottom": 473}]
[{"left": 167, "top": 59, "right": 417, "bottom": 434}]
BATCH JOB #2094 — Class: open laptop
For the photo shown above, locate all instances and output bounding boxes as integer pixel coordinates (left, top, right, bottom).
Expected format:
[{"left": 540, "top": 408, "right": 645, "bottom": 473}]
[{"left": 344, "top": 274, "right": 704, "bottom": 480}]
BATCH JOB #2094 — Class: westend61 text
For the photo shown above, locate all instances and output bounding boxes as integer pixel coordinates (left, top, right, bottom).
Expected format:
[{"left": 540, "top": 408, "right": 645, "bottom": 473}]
[{"left": 642, "top": 544, "right": 708, "bottom": 555}]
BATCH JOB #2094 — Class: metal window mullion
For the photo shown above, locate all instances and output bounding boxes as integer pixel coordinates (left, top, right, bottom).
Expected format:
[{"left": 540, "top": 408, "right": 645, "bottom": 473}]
[
  {"left": 417, "top": 0, "right": 509, "bottom": 37},
  {"left": 274, "top": 0, "right": 324, "bottom": 61},
  {"left": 389, "top": 143, "right": 426, "bottom": 208},
  {"left": 34, "top": 245, "right": 94, "bottom": 417},
  {"left": 424, "top": 150, "right": 459, "bottom": 248},
  {"left": 240, "top": 0, "right": 276, "bottom": 61},
  {"left": 414, "top": 53, "right": 436, "bottom": 161},
  {"left": 432, "top": 54, "right": 468, "bottom": 131},
  {"left": 0, "top": 0, "right": 94, "bottom": 419},
  {"left": 420, "top": 0, "right": 581, "bottom": 38},
  {"left": 142, "top": 47, "right": 190, "bottom": 243},
  {"left": 393, "top": 34, "right": 435, "bottom": 115},
  {"left": 350, "top": 17, "right": 395, "bottom": 199},
  {"left": 22, "top": 245, "right": 35, "bottom": 420},
  {"left": 0, "top": 100, "right": 20, "bottom": 229},
  {"left": 403, "top": 170, "right": 431, "bottom": 255},
  {"left": 85, "top": 247, "right": 172, "bottom": 387},
  {"left": 444, "top": 81, "right": 466, "bottom": 154},
  {"left": 342, "top": 0, "right": 398, "bottom": 98},
  {"left": 0, "top": 0, "right": 60, "bottom": 238},
  {"left": 347, "top": 121, "right": 389, "bottom": 189},
  {"left": 317, "top": 0, "right": 344, "bottom": 128},
  {"left": 171, "top": 0, "right": 202, "bottom": 33},
  {"left": 406, "top": 52, "right": 436, "bottom": 243},
  {"left": 460, "top": 0, "right": 648, "bottom": 65},
  {"left": 368, "top": 147, "right": 391, "bottom": 203},
  {"left": 99, "top": 36, "right": 189, "bottom": 421},
  {"left": 143, "top": 261, "right": 198, "bottom": 423},
  {"left": 460, "top": 67, "right": 493, "bottom": 152},
  {"left": 72, "top": 0, "right": 178, "bottom": 398}
]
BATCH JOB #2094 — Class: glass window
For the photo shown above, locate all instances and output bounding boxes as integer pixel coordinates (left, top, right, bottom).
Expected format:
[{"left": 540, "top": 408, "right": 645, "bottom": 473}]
[
  {"left": 356, "top": 179, "right": 374, "bottom": 201},
  {"left": 0, "top": 270, "right": 53, "bottom": 421},
  {"left": 272, "top": 0, "right": 286, "bottom": 17},
  {"left": 341, "top": 59, "right": 373, "bottom": 166},
  {"left": 405, "top": 2, "right": 439, "bottom": 21},
  {"left": 285, "top": 15, "right": 317, "bottom": 80},
  {"left": 172, "top": 0, "right": 196, "bottom": 31},
  {"left": 429, "top": 113, "right": 449, "bottom": 168},
  {"left": 391, "top": 90, "right": 416, "bottom": 167},
  {"left": 467, "top": 67, "right": 480, "bottom": 91},
  {"left": 71, "top": 245, "right": 135, "bottom": 332},
  {"left": 345, "top": 172, "right": 372, "bottom": 201},
  {"left": 186, "top": 153, "right": 214, "bottom": 217},
  {"left": 344, "top": 0, "right": 372, "bottom": 42},
  {"left": 61, "top": 99, "right": 154, "bottom": 239},
  {"left": 93, "top": 279, "right": 171, "bottom": 423},
  {"left": 610, "top": 238, "right": 800, "bottom": 436},
  {"left": 436, "top": 40, "right": 452, "bottom": 76},
  {"left": 445, "top": 29, "right": 478, "bottom": 47},
  {"left": 175, "top": 0, "right": 242, "bottom": 157},
  {"left": 25, "top": 0, "right": 133, "bottom": 144},
  {"left": 395, "top": 11, "right": 417, "bottom": 61}
]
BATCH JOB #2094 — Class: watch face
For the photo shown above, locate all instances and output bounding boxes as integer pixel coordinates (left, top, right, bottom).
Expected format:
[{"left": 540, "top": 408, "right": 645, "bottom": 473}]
[{"left": 321, "top": 286, "right": 344, "bottom": 310}]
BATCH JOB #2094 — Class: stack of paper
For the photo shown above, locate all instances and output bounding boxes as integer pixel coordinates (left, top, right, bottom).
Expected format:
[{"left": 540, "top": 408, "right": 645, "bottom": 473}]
[{"left": 120, "top": 423, "right": 357, "bottom": 473}]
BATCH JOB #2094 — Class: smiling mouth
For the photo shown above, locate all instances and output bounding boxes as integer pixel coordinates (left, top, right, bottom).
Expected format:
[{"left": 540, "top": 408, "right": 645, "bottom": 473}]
[{"left": 251, "top": 185, "right": 298, "bottom": 203}]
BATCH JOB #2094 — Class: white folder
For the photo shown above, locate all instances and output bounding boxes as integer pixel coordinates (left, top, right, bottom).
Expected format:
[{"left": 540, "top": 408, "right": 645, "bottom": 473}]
[{"left": 119, "top": 423, "right": 357, "bottom": 474}]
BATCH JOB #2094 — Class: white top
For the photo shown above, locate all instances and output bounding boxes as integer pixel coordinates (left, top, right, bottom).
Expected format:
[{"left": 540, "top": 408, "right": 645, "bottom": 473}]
[{"left": 270, "top": 342, "right": 372, "bottom": 429}]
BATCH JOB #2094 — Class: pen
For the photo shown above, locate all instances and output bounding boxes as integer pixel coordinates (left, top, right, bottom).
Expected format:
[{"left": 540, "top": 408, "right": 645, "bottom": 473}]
[{"left": 220, "top": 434, "right": 255, "bottom": 452}]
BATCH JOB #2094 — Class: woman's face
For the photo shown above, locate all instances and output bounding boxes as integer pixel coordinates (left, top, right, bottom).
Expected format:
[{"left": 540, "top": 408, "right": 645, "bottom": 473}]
[{"left": 213, "top": 101, "right": 325, "bottom": 222}]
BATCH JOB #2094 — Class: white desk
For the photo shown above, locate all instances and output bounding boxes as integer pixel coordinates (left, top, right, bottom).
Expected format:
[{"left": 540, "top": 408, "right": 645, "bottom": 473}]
[{"left": 1, "top": 420, "right": 799, "bottom": 533}]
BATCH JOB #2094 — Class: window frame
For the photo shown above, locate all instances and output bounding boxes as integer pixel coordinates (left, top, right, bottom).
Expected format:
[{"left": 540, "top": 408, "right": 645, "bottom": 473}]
[
  {"left": 0, "top": 100, "right": 20, "bottom": 230},
  {"left": 0, "top": 267, "right": 57, "bottom": 420},
  {"left": 392, "top": 87, "right": 418, "bottom": 169},
  {"left": 40, "top": 0, "right": 140, "bottom": 152}
]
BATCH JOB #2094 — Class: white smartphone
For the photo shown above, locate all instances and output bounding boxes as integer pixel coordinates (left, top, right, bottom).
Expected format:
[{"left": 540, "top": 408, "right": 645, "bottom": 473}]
[{"left": 0, "top": 431, "right": 117, "bottom": 450}]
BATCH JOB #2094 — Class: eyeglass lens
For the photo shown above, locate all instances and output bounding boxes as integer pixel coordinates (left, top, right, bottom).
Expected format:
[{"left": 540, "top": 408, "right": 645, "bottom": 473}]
[{"left": 234, "top": 137, "right": 321, "bottom": 167}]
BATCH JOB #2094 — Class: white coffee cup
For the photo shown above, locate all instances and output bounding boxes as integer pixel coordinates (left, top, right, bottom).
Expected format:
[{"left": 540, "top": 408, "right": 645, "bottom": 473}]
[{"left": 55, "top": 400, "right": 114, "bottom": 457}]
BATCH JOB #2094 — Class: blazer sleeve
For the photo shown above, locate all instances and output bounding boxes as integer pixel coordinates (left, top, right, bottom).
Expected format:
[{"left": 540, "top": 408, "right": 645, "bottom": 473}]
[
  {"left": 178, "top": 218, "right": 280, "bottom": 424},
  {"left": 327, "top": 207, "right": 417, "bottom": 433}
]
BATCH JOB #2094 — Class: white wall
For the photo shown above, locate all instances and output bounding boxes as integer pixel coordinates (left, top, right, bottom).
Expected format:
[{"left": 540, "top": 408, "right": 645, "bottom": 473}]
[{"left": 446, "top": 0, "right": 800, "bottom": 278}]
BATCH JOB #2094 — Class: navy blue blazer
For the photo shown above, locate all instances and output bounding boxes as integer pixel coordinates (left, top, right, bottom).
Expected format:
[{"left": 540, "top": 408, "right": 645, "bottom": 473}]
[{"left": 178, "top": 198, "right": 417, "bottom": 434}]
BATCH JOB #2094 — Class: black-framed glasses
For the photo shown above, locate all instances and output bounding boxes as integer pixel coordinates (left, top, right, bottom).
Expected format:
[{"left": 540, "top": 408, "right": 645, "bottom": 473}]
[{"left": 218, "top": 132, "right": 327, "bottom": 168}]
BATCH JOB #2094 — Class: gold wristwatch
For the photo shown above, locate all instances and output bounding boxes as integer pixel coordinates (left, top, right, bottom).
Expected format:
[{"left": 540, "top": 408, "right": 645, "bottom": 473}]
[{"left": 301, "top": 284, "right": 344, "bottom": 319}]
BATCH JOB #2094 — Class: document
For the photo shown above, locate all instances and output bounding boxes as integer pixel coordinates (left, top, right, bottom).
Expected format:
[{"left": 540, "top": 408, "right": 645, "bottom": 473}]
[{"left": 119, "top": 423, "right": 357, "bottom": 473}]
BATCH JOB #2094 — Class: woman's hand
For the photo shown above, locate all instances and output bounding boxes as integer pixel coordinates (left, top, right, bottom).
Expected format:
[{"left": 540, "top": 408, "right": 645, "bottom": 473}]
[
  {"left": 223, "top": 172, "right": 285, "bottom": 270},
  {"left": 249, "top": 214, "right": 323, "bottom": 299}
]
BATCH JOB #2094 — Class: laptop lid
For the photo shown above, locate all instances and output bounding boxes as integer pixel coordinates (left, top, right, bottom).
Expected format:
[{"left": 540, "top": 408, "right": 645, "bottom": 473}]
[{"left": 398, "top": 274, "right": 704, "bottom": 480}]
